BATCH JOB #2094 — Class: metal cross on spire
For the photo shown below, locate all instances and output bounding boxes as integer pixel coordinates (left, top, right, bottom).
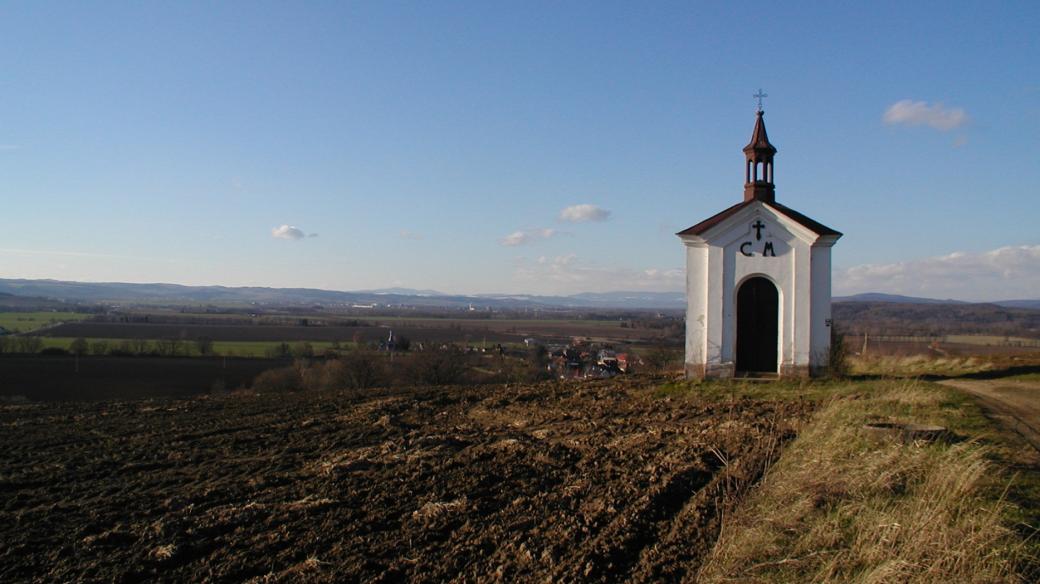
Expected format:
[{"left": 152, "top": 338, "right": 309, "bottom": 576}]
[{"left": 753, "top": 88, "right": 768, "bottom": 112}]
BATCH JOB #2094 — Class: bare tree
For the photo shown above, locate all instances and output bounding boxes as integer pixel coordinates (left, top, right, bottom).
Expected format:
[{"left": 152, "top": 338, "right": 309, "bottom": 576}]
[
  {"left": 339, "top": 351, "right": 385, "bottom": 389},
  {"left": 131, "top": 338, "right": 151, "bottom": 355},
  {"left": 69, "top": 337, "right": 89, "bottom": 356},
  {"left": 17, "top": 336, "right": 43, "bottom": 354},
  {"left": 407, "top": 350, "right": 468, "bottom": 386},
  {"left": 195, "top": 336, "right": 215, "bottom": 356},
  {"left": 155, "top": 338, "right": 183, "bottom": 357},
  {"left": 266, "top": 342, "right": 292, "bottom": 359},
  {"left": 292, "top": 342, "right": 314, "bottom": 359}
]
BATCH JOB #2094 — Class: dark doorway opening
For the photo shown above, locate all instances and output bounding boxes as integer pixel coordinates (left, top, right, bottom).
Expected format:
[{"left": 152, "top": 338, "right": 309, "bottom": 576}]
[{"left": 736, "top": 276, "right": 778, "bottom": 374}]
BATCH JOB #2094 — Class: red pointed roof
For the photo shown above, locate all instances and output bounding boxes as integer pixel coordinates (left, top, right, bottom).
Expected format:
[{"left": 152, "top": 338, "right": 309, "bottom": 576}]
[{"left": 743, "top": 111, "right": 776, "bottom": 155}]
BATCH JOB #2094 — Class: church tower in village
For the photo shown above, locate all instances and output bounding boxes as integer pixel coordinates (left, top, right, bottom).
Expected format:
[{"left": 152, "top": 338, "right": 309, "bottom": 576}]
[{"left": 677, "top": 106, "right": 841, "bottom": 378}]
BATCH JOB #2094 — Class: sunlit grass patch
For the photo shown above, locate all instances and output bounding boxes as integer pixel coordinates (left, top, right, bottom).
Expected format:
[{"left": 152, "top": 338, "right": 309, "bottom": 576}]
[
  {"left": 652, "top": 377, "right": 858, "bottom": 403},
  {"left": 696, "top": 379, "right": 1034, "bottom": 583},
  {"left": 0, "top": 311, "right": 90, "bottom": 333},
  {"left": 850, "top": 354, "right": 996, "bottom": 378}
]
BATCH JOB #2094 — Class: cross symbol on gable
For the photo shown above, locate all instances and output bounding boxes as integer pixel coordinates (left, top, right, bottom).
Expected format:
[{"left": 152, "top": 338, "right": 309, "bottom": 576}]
[{"left": 751, "top": 220, "right": 766, "bottom": 241}]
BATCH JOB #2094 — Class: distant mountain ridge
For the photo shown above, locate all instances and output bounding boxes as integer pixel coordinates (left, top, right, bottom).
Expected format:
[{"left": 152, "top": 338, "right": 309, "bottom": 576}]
[
  {"left": 833, "top": 293, "right": 1040, "bottom": 310},
  {"left": 833, "top": 293, "right": 966, "bottom": 305},
  {"left": 0, "top": 278, "right": 1036, "bottom": 311}
]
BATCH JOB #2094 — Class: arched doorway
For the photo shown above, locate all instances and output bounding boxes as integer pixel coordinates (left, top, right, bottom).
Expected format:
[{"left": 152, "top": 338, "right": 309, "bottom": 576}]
[{"left": 736, "top": 276, "right": 779, "bottom": 374}]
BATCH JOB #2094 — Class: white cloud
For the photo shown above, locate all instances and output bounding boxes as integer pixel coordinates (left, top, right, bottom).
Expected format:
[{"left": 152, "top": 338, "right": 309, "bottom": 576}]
[
  {"left": 514, "top": 254, "right": 683, "bottom": 294},
  {"left": 271, "top": 225, "right": 306, "bottom": 240},
  {"left": 836, "top": 245, "right": 1040, "bottom": 301},
  {"left": 399, "top": 229, "right": 423, "bottom": 240},
  {"left": 882, "top": 99, "right": 968, "bottom": 131},
  {"left": 559, "top": 204, "right": 611, "bottom": 223},
  {"left": 500, "top": 228, "right": 557, "bottom": 247}
]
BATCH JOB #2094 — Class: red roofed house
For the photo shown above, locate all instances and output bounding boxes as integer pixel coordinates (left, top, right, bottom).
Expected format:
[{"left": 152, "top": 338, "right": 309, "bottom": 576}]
[{"left": 677, "top": 109, "right": 841, "bottom": 378}]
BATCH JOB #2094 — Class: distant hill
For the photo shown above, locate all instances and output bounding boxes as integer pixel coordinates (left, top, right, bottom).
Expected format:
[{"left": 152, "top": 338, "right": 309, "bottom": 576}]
[
  {"left": 0, "top": 278, "right": 1036, "bottom": 314},
  {"left": 359, "top": 287, "right": 447, "bottom": 297},
  {"left": 993, "top": 299, "right": 1040, "bottom": 310},
  {"left": 0, "top": 279, "right": 500, "bottom": 309},
  {"left": 568, "top": 291, "right": 687, "bottom": 309},
  {"left": 835, "top": 293, "right": 1040, "bottom": 311},
  {"left": 0, "top": 278, "right": 684, "bottom": 310},
  {"left": 0, "top": 292, "right": 76, "bottom": 311},
  {"left": 475, "top": 291, "right": 686, "bottom": 310},
  {"left": 832, "top": 301, "right": 1040, "bottom": 339},
  {"left": 834, "top": 293, "right": 967, "bottom": 305}
]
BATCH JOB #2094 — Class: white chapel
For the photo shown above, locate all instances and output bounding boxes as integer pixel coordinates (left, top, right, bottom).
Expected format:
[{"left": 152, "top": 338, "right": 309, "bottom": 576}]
[{"left": 677, "top": 108, "right": 841, "bottom": 378}]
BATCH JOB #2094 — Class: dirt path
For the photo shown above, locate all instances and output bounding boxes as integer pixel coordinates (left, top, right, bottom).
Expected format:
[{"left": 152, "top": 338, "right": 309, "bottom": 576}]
[{"left": 938, "top": 378, "right": 1040, "bottom": 456}]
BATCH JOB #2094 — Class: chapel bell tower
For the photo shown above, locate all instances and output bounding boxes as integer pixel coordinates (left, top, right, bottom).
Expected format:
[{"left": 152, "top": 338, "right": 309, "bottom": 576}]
[{"left": 677, "top": 106, "right": 842, "bottom": 378}]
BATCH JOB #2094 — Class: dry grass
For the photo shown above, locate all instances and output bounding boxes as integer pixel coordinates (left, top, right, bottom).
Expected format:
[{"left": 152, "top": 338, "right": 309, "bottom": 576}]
[
  {"left": 850, "top": 354, "right": 994, "bottom": 377},
  {"left": 696, "top": 379, "right": 1031, "bottom": 583}
]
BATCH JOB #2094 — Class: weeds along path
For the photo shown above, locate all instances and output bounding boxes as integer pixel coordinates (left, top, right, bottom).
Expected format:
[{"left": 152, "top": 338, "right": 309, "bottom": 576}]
[
  {"left": 0, "top": 381, "right": 811, "bottom": 582},
  {"left": 937, "top": 378, "right": 1040, "bottom": 455}
]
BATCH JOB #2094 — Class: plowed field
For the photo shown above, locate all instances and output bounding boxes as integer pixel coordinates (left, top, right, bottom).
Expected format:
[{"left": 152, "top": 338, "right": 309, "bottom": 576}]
[{"left": 0, "top": 381, "right": 811, "bottom": 582}]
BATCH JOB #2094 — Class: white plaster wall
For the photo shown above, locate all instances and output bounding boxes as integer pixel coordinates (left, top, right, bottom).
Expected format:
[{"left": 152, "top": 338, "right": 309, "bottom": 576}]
[
  {"left": 809, "top": 244, "right": 834, "bottom": 371},
  {"left": 684, "top": 244, "right": 708, "bottom": 367},
  {"left": 681, "top": 201, "right": 831, "bottom": 377},
  {"left": 705, "top": 245, "right": 725, "bottom": 369}
]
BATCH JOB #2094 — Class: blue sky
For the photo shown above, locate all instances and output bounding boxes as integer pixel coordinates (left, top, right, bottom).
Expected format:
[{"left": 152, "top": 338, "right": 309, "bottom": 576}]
[{"left": 2, "top": 1, "right": 1038, "bottom": 300}]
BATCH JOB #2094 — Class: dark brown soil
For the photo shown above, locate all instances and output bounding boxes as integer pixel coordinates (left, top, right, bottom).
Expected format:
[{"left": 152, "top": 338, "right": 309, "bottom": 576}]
[
  {"left": 0, "top": 380, "right": 812, "bottom": 582},
  {"left": 1, "top": 356, "right": 285, "bottom": 401}
]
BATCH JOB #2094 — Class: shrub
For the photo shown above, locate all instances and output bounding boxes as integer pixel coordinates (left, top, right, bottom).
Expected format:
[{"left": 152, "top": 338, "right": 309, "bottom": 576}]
[
  {"left": 109, "top": 340, "right": 135, "bottom": 357},
  {"left": 155, "top": 338, "right": 184, "bottom": 357},
  {"left": 195, "top": 336, "right": 214, "bottom": 356},
  {"left": 642, "top": 347, "right": 681, "bottom": 373},
  {"left": 526, "top": 345, "right": 553, "bottom": 382},
  {"left": 69, "top": 337, "right": 89, "bottom": 356},
  {"left": 40, "top": 347, "right": 70, "bottom": 355},
  {"left": 299, "top": 361, "right": 326, "bottom": 390},
  {"left": 266, "top": 342, "right": 292, "bottom": 359},
  {"left": 406, "top": 350, "right": 468, "bottom": 386},
  {"left": 251, "top": 366, "right": 302, "bottom": 392},
  {"left": 828, "top": 325, "right": 850, "bottom": 378},
  {"left": 17, "top": 336, "right": 43, "bottom": 354},
  {"left": 292, "top": 342, "right": 314, "bottom": 359},
  {"left": 130, "top": 339, "right": 151, "bottom": 355},
  {"left": 336, "top": 351, "right": 385, "bottom": 389}
]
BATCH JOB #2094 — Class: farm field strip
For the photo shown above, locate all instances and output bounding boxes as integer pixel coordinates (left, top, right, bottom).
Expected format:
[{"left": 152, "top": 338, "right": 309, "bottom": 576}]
[
  {"left": 365, "top": 316, "right": 628, "bottom": 327},
  {"left": 36, "top": 319, "right": 673, "bottom": 345},
  {"left": 0, "top": 382, "right": 810, "bottom": 581},
  {"left": 0, "top": 311, "right": 91, "bottom": 333},
  {"left": 33, "top": 337, "right": 355, "bottom": 358},
  {"left": 37, "top": 322, "right": 530, "bottom": 343}
]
